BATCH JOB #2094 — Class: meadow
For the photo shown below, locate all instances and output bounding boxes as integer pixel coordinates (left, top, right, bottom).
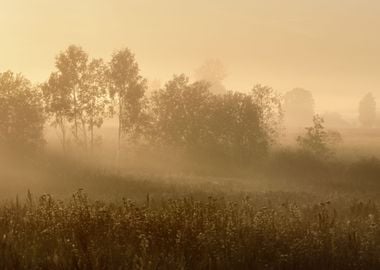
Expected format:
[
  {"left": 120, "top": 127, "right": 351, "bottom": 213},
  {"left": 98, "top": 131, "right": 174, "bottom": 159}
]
[
  {"left": 1, "top": 150, "right": 380, "bottom": 270},
  {"left": 1, "top": 188, "right": 380, "bottom": 270}
]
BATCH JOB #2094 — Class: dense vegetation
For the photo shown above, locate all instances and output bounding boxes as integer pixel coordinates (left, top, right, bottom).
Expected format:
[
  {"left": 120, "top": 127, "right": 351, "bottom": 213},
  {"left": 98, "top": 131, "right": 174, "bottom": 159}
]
[
  {"left": 0, "top": 44, "right": 376, "bottom": 172},
  {"left": 0, "top": 151, "right": 379, "bottom": 270},
  {"left": 1, "top": 189, "right": 380, "bottom": 270},
  {"left": 0, "top": 45, "right": 304, "bottom": 170}
]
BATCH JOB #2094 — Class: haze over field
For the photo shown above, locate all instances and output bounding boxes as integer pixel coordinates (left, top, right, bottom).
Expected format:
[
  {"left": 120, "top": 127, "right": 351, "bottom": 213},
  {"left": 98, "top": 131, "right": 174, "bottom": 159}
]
[
  {"left": 1, "top": 0, "right": 380, "bottom": 116},
  {"left": 3, "top": 1, "right": 380, "bottom": 269}
]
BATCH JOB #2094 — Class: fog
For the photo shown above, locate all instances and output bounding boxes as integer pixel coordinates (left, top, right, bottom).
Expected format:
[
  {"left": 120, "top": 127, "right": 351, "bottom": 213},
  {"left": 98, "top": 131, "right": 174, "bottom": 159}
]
[
  {"left": 1, "top": 0, "right": 380, "bottom": 185},
  {"left": 3, "top": 2, "right": 380, "bottom": 268},
  {"left": 1, "top": 0, "right": 380, "bottom": 117}
]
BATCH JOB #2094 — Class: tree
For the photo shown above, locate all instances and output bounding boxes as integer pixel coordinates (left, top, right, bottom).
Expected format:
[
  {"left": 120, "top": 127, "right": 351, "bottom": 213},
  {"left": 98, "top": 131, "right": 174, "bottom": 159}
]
[
  {"left": 150, "top": 74, "right": 213, "bottom": 147},
  {"left": 43, "top": 46, "right": 110, "bottom": 152},
  {"left": 209, "top": 91, "right": 268, "bottom": 165},
  {"left": 108, "top": 48, "right": 147, "bottom": 158},
  {"left": 54, "top": 45, "right": 88, "bottom": 143},
  {"left": 0, "top": 71, "right": 44, "bottom": 151},
  {"left": 284, "top": 88, "right": 314, "bottom": 127},
  {"left": 79, "top": 58, "right": 110, "bottom": 151},
  {"left": 42, "top": 72, "right": 71, "bottom": 152},
  {"left": 251, "top": 84, "right": 283, "bottom": 143},
  {"left": 149, "top": 75, "right": 279, "bottom": 167},
  {"left": 296, "top": 115, "right": 341, "bottom": 158},
  {"left": 359, "top": 92, "right": 376, "bottom": 127},
  {"left": 194, "top": 59, "right": 227, "bottom": 94}
]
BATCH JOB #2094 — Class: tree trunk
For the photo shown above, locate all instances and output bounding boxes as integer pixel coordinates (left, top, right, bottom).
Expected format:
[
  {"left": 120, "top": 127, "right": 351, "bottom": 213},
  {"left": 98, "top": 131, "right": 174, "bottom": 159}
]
[
  {"left": 90, "top": 120, "right": 94, "bottom": 153},
  {"left": 59, "top": 116, "right": 66, "bottom": 153},
  {"left": 89, "top": 99, "right": 95, "bottom": 153},
  {"left": 117, "top": 96, "right": 123, "bottom": 168},
  {"left": 73, "top": 85, "right": 79, "bottom": 142},
  {"left": 81, "top": 118, "right": 88, "bottom": 151}
]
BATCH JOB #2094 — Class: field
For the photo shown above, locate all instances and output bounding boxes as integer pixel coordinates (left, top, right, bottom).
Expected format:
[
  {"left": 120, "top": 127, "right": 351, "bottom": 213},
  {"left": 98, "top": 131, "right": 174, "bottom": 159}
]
[
  {"left": 1, "top": 188, "right": 380, "bottom": 270},
  {"left": 2, "top": 129, "right": 380, "bottom": 270},
  {"left": 1, "top": 152, "right": 380, "bottom": 270}
]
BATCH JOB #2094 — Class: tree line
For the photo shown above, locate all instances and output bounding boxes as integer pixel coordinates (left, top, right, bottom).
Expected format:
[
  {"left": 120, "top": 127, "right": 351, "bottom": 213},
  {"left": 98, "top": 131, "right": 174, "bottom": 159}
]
[
  {"left": 1, "top": 45, "right": 374, "bottom": 167},
  {"left": 0, "top": 45, "right": 283, "bottom": 167}
]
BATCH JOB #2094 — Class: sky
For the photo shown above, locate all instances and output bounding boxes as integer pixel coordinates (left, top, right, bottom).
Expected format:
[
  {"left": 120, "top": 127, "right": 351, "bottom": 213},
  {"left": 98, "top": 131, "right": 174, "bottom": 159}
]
[{"left": 0, "top": 0, "right": 379, "bottom": 117}]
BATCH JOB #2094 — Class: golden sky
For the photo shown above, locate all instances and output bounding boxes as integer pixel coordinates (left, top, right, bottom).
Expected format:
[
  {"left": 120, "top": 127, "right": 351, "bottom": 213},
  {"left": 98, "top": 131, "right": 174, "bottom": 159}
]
[{"left": 0, "top": 0, "right": 379, "bottom": 115}]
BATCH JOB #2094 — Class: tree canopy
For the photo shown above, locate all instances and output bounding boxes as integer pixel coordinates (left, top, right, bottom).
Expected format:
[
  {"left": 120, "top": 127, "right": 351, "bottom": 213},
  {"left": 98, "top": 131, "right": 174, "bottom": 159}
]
[
  {"left": 149, "top": 75, "right": 282, "bottom": 166},
  {"left": 0, "top": 71, "right": 44, "bottom": 151}
]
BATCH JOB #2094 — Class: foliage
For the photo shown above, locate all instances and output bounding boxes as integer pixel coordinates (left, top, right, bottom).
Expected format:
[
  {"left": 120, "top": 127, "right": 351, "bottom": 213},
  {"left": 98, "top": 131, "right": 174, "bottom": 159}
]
[
  {"left": 54, "top": 45, "right": 89, "bottom": 143},
  {"left": 79, "top": 58, "right": 110, "bottom": 150},
  {"left": 251, "top": 84, "right": 283, "bottom": 143},
  {"left": 108, "top": 48, "right": 148, "bottom": 154},
  {"left": 1, "top": 191, "right": 380, "bottom": 269},
  {"left": 209, "top": 91, "right": 269, "bottom": 165},
  {"left": 38, "top": 46, "right": 283, "bottom": 166},
  {"left": 43, "top": 46, "right": 110, "bottom": 151},
  {"left": 297, "top": 115, "right": 342, "bottom": 158},
  {"left": 149, "top": 75, "right": 280, "bottom": 167},
  {"left": 150, "top": 75, "right": 213, "bottom": 147},
  {"left": 42, "top": 72, "right": 71, "bottom": 151},
  {"left": 0, "top": 71, "right": 44, "bottom": 151}
]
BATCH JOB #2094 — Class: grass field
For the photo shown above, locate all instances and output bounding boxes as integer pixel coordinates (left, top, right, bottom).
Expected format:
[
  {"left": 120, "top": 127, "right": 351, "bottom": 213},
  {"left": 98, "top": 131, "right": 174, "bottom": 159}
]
[
  {"left": 1, "top": 188, "right": 380, "bottom": 270},
  {"left": 1, "top": 149, "right": 380, "bottom": 269}
]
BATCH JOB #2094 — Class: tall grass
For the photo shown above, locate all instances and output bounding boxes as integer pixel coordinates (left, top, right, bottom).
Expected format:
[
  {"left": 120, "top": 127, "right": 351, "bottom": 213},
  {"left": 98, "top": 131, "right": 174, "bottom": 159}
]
[{"left": 1, "top": 190, "right": 380, "bottom": 269}]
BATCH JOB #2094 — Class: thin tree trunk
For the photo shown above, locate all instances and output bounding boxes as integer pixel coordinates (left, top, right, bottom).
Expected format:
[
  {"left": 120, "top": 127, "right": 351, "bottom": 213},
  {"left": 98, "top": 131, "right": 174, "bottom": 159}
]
[
  {"left": 89, "top": 99, "right": 95, "bottom": 152},
  {"left": 81, "top": 118, "right": 88, "bottom": 151},
  {"left": 73, "top": 85, "right": 79, "bottom": 142},
  {"left": 90, "top": 120, "right": 94, "bottom": 153},
  {"left": 59, "top": 116, "right": 66, "bottom": 153},
  {"left": 117, "top": 96, "right": 123, "bottom": 168}
]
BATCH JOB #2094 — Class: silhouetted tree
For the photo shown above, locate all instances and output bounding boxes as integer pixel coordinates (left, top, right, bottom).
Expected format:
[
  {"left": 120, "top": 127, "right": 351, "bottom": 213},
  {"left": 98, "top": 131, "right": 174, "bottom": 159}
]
[
  {"left": 108, "top": 48, "right": 147, "bottom": 158},
  {"left": 79, "top": 58, "right": 110, "bottom": 151},
  {"left": 55, "top": 45, "right": 88, "bottom": 143},
  {"left": 42, "top": 72, "right": 71, "bottom": 152},
  {"left": 251, "top": 84, "right": 283, "bottom": 143},
  {"left": 284, "top": 88, "right": 314, "bottom": 127},
  {"left": 150, "top": 74, "right": 213, "bottom": 147},
  {"left": 44, "top": 46, "right": 109, "bottom": 152},
  {"left": 149, "top": 75, "right": 280, "bottom": 166},
  {"left": 0, "top": 71, "right": 44, "bottom": 151},
  {"left": 297, "top": 115, "right": 328, "bottom": 157},
  {"left": 359, "top": 92, "right": 376, "bottom": 127},
  {"left": 297, "top": 115, "right": 341, "bottom": 158},
  {"left": 209, "top": 91, "right": 268, "bottom": 165}
]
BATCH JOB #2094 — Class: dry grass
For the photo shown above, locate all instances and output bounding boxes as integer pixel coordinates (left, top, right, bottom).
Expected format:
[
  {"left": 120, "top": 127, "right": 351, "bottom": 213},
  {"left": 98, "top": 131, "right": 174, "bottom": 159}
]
[{"left": 1, "top": 190, "right": 380, "bottom": 269}]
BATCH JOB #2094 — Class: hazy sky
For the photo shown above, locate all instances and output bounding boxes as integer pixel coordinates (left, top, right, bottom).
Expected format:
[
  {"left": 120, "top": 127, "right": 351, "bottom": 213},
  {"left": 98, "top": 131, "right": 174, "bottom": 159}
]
[{"left": 1, "top": 0, "right": 379, "bottom": 116}]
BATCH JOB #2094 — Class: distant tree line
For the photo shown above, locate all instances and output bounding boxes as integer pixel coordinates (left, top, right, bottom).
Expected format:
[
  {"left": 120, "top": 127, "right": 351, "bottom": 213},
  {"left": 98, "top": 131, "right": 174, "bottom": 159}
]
[
  {"left": 0, "top": 45, "right": 283, "bottom": 167},
  {"left": 0, "top": 45, "right": 375, "bottom": 166}
]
